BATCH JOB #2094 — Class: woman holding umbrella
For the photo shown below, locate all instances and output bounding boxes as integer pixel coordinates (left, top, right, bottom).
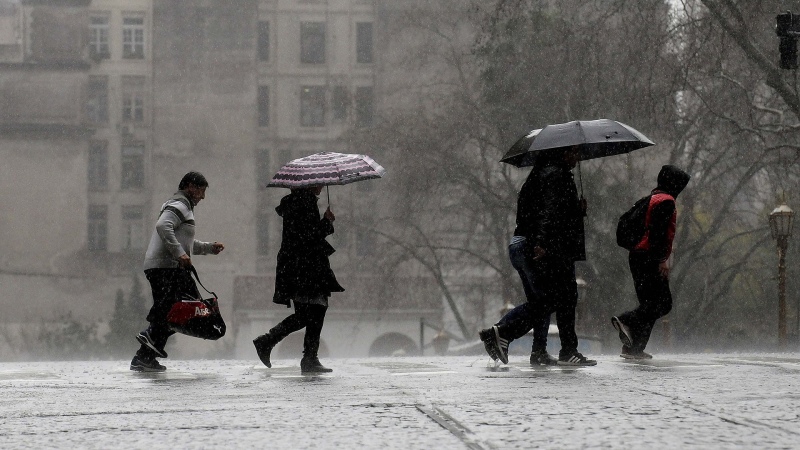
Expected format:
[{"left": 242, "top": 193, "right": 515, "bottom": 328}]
[
  {"left": 253, "top": 184, "right": 344, "bottom": 373},
  {"left": 254, "top": 152, "right": 385, "bottom": 373}
]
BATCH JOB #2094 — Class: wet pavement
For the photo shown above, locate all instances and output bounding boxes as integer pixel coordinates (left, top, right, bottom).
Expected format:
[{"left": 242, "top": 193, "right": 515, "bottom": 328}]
[{"left": 1, "top": 353, "right": 799, "bottom": 449}]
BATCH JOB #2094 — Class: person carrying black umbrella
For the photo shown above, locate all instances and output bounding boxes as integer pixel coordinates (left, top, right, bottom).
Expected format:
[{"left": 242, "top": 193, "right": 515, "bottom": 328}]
[
  {"left": 253, "top": 185, "right": 344, "bottom": 374},
  {"left": 611, "top": 165, "right": 690, "bottom": 359},
  {"left": 480, "top": 146, "right": 596, "bottom": 366}
]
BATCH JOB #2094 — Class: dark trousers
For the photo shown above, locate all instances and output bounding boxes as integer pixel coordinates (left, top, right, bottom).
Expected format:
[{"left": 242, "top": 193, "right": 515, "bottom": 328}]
[
  {"left": 618, "top": 252, "right": 672, "bottom": 352},
  {"left": 268, "top": 303, "right": 328, "bottom": 358},
  {"left": 497, "top": 240, "right": 579, "bottom": 357},
  {"left": 136, "top": 268, "right": 199, "bottom": 359}
]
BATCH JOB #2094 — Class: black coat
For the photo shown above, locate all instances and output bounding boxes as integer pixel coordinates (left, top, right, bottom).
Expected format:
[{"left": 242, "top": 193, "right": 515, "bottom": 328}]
[
  {"left": 273, "top": 190, "right": 344, "bottom": 306},
  {"left": 514, "top": 163, "right": 586, "bottom": 262}
]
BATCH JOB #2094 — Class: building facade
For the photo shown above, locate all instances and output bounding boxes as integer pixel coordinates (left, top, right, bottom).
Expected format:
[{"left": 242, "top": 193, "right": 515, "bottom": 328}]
[{"left": 0, "top": 0, "right": 442, "bottom": 360}]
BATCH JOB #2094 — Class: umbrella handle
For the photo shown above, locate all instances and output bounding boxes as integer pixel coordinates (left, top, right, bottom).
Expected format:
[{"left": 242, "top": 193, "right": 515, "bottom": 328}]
[
  {"left": 577, "top": 162, "right": 585, "bottom": 199},
  {"left": 326, "top": 185, "right": 330, "bottom": 207}
]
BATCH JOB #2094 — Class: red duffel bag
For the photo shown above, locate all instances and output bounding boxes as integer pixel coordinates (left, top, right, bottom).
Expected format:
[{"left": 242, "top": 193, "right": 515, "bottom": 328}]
[{"left": 166, "top": 266, "right": 226, "bottom": 340}]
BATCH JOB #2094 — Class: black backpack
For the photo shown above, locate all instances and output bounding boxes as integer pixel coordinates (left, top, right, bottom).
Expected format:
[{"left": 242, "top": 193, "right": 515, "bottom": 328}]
[{"left": 616, "top": 195, "right": 651, "bottom": 250}]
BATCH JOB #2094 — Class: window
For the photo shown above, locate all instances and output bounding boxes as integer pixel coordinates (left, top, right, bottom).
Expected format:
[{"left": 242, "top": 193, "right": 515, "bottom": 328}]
[
  {"left": 121, "top": 144, "right": 145, "bottom": 190},
  {"left": 332, "top": 86, "right": 348, "bottom": 123},
  {"left": 258, "top": 21, "right": 270, "bottom": 62},
  {"left": 122, "top": 205, "right": 145, "bottom": 250},
  {"left": 355, "top": 86, "right": 374, "bottom": 127},
  {"left": 86, "top": 76, "right": 108, "bottom": 124},
  {"left": 122, "top": 16, "right": 145, "bottom": 59},
  {"left": 258, "top": 85, "right": 269, "bottom": 127},
  {"left": 89, "top": 15, "right": 110, "bottom": 59},
  {"left": 300, "top": 86, "right": 325, "bottom": 127},
  {"left": 87, "top": 205, "right": 108, "bottom": 251},
  {"left": 257, "top": 148, "right": 271, "bottom": 189},
  {"left": 121, "top": 76, "right": 145, "bottom": 122},
  {"left": 88, "top": 141, "right": 108, "bottom": 191},
  {"left": 356, "top": 22, "right": 373, "bottom": 64},
  {"left": 300, "top": 22, "right": 325, "bottom": 64}
]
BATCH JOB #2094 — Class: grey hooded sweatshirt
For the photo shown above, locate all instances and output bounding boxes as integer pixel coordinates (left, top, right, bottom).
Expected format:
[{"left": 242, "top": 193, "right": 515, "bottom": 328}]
[{"left": 143, "top": 191, "right": 214, "bottom": 270}]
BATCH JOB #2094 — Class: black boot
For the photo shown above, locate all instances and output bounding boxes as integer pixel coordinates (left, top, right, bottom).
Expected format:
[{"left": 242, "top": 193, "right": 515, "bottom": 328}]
[
  {"left": 300, "top": 317, "right": 331, "bottom": 373},
  {"left": 301, "top": 355, "right": 332, "bottom": 374},
  {"left": 253, "top": 333, "right": 278, "bottom": 368}
]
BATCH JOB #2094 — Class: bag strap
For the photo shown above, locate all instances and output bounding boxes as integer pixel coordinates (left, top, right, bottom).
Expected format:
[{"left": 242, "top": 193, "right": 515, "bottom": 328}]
[{"left": 188, "top": 265, "right": 217, "bottom": 299}]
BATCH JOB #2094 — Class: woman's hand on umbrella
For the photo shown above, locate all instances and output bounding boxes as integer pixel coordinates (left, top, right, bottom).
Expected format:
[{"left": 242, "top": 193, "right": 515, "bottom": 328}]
[
  {"left": 324, "top": 207, "right": 335, "bottom": 221},
  {"left": 532, "top": 245, "right": 546, "bottom": 260}
]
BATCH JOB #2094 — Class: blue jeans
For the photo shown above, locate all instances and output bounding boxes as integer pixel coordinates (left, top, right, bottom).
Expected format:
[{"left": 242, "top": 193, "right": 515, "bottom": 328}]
[{"left": 497, "top": 239, "right": 579, "bottom": 356}]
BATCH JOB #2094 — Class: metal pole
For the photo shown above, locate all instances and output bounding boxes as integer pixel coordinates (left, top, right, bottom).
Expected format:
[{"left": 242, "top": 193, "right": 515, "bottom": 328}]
[{"left": 778, "top": 239, "right": 788, "bottom": 348}]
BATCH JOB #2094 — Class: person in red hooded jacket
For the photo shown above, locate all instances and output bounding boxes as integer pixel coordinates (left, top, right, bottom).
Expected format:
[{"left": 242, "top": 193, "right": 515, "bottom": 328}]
[{"left": 612, "top": 165, "right": 690, "bottom": 359}]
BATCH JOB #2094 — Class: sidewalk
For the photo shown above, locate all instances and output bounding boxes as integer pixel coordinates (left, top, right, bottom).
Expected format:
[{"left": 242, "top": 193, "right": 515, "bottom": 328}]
[{"left": 1, "top": 354, "right": 799, "bottom": 449}]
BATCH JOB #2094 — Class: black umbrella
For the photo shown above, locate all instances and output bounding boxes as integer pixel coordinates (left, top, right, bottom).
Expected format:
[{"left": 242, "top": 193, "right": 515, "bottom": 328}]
[
  {"left": 500, "top": 119, "right": 655, "bottom": 200},
  {"left": 500, "top": 119, "right": 655, "bottom": 167}
]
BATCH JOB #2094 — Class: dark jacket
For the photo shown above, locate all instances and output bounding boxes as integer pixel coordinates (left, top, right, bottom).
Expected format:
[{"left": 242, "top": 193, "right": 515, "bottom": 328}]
[
  {"left": 635, "top": 165, "right": 690, "bottom": 261},
  {"left": 514, "top": 160, "right": 586, "bottom": 262},
  {"left": 273, "top": 190, "right": 344, "bottom": 306}
]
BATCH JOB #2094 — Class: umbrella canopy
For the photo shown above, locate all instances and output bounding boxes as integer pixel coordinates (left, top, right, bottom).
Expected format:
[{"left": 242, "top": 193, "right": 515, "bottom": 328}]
[
  {"left": 500, "top": 119, "right": 655, "bottom": 167},
  {"left": 267, "top": 151, "right": 386, "bottom": 189}
]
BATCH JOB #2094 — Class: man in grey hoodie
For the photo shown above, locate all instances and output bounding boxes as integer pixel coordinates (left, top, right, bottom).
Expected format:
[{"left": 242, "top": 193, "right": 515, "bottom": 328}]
[{"left": 130, "top": 171, "right": 225, "bottom": 372}]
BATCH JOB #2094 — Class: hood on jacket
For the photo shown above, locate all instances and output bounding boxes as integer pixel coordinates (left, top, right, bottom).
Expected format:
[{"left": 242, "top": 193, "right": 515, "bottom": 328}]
[
  {"left": 276, "top": 188, "right": 317, "bottom": 217},
  {"left": 656, "top": 165, "right": 690, "bottom": 198}
]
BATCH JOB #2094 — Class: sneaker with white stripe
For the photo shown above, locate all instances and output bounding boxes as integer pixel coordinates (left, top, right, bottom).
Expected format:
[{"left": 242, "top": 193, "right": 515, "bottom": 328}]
[
  {"left": 479, "top": 326, "right": 509, "bottom": 364},
  {"left": 558, "top": 351, "right": 597, "bottom": 366}
]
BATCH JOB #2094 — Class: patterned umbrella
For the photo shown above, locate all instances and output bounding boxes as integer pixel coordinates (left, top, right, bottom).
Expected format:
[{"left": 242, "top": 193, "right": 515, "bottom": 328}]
[{"left": 266, "top": 152, "right": 386, "bottom": 189}]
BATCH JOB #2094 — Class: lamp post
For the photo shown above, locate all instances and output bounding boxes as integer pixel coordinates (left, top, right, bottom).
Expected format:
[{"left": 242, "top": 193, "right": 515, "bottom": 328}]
[{"left": 769, "top": 202, "right": 794, "bottom": 348}]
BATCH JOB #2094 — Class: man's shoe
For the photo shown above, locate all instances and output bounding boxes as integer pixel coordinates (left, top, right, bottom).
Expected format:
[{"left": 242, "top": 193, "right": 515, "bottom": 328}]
[
  {"left": 558, "top": 351, "right": 597, "bottom": 366},
  {"left": 130, "top": 355, "right": 166, "bottom": 372},
  {"left": 530, "top": 349, "right": 558, "bottom": 366},
  {"left": 479, "top": 326, "right": 508, "bottom": 364},
  {"left": 300, "top": 356, "right": 333, "bottom": 374},
  {"left": 253, "top": 334, "right": 277, "bottom": 368},
  {"left": 611, "top": 316, "right": 633, "bottom": 348},
  {"left": 136, "top": 330, "right": 167, "bottom": 358},
  {"left": 621, "top": 346, "right": 653, "bottom": 360}
]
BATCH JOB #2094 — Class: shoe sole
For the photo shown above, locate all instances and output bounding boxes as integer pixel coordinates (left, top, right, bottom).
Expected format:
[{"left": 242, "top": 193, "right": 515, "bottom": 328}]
[
  {"left": 620, "top": 352, "right": 653, "bottom": 360},
  {"left": 492, "top": 326, "right": 509, "bottom": 364},
  {"left": 130, "top": 364, "right": 166, "bottom": 372},
  {"left": 557, "top": 360, "right": 597, "bottom": 366},
  {"left": 478, "top": 329, "right": 499, "bottom": 361},
  {"left": 611, "top": 317, "right": 633, "bottom": 348},
  {"left": 136, "top": 333, "right": 167, "bottom": 359}
]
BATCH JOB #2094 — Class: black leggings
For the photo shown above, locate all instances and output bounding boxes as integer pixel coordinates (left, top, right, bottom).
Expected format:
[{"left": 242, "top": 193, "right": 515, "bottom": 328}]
[{"left": 269, "top": 303, "right": 328, "bottom": 357}]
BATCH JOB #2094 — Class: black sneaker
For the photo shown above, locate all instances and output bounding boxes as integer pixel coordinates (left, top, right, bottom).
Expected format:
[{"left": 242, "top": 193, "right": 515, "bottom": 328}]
[
  {"left": 136, "top": 330, "right": 167, "bottom": 358},
  {"left": 611, "top": 316, "right": 633, "bottom": 348},
  {"left": 530, "top": 349, "right": 558, "bottom": 366},
  {"left": 478, "top": 326, "right": 508, "bottom": 364},
  {"left": 130, "top": 355, "right": 166, "bottom": 372},
  {"left": 621, "top": 346, "right": 653, "bottom": 360},
  {"left": 558, "top": 351, "right": 597, "bottom": 366}
]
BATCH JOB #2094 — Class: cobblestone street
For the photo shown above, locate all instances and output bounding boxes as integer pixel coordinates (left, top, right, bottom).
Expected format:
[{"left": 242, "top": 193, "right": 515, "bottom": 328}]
[{"left": 1, "top": 354, "right": 799, "bottom": 449}]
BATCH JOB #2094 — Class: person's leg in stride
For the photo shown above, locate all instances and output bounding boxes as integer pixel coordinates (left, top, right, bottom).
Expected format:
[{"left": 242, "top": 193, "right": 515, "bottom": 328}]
[
  {"left": 551, "top": 261, "right": 596, "bottom": 366},
  {"left": 618, "top": 253, "right": 672, "bottom": 357},
  {"left": 253, "top": 302, "right": 311, "bottom": 368},
  {"left": 299, "top": 303, "right": 331, "bottom": 373},
  {"left": 481, "top": 239, "right": 552, "bottom": 365},
  {"left": 132, "top": 269, "right": 194, "bottom": 372}
]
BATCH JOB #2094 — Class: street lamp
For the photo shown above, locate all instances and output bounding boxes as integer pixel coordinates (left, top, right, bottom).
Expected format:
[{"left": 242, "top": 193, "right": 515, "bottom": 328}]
[{"left": 769, "top": 202, "right": 794, "bottom": 348}]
